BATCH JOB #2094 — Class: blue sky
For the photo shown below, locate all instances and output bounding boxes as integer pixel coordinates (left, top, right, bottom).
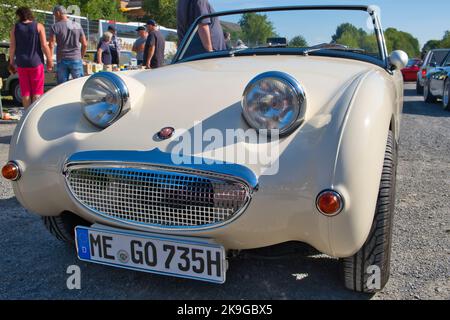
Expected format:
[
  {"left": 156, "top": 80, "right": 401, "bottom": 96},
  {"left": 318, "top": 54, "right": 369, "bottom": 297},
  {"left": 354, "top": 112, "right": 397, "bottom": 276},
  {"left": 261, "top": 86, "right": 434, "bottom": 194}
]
[{"left": 210, "top": 0, "right": 450, "bottom": 47}]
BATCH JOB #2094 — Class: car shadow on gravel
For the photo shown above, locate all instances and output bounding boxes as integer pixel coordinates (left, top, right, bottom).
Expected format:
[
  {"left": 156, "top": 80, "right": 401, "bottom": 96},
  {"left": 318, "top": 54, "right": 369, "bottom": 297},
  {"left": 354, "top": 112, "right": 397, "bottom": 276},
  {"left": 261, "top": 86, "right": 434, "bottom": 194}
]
[
  {"left": 0, "top": 197, "right": 372, "bottom": 300},
  {"left": 0, "top": 196, "right": 21, "bottom": 209},
  {"left": 61, "top": 241, "right": 372, "bottom": 300},
  {"left": 403, "top": 88, "right": 450, "bottom": 118},
  {"left": 0, "top": 135, "right": 11, "bottom": 144}
]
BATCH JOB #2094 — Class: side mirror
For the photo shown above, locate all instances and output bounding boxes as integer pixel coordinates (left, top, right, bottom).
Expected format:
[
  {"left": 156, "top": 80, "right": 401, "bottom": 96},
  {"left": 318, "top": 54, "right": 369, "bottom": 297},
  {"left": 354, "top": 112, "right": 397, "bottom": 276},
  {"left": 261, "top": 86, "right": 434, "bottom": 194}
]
[
  {"left": 429, "top": 62, "right": 437, "bottom": 68},
  {"left": 388, "top": 50, "right": 408, "bottom": 70}
]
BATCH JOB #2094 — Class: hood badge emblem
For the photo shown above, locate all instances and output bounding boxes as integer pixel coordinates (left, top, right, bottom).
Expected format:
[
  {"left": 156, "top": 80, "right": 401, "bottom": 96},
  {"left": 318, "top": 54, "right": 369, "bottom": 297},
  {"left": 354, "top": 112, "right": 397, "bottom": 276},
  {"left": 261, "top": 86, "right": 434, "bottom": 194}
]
[{"left": 157, "top": 127, "right": 175, "bottom": 140}]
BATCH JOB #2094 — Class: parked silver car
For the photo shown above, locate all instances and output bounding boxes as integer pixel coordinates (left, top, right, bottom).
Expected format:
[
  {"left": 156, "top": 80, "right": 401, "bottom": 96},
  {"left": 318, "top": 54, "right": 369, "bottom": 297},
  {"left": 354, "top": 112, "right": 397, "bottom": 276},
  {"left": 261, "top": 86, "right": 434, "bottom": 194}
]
[{"left": 416, "top": 48, "right": 450, "bottom": 94}]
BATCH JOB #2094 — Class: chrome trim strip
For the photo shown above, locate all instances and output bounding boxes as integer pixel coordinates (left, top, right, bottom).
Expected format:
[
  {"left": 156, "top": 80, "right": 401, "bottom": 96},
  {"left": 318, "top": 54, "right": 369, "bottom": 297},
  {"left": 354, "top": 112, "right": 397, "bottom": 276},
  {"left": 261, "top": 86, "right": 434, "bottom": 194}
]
[
  {"left": 63, "top": 149, "right": 259, "bottom": 231},
  {"left": 64, "top": 148, "right": 259, "bottom": 189},
  {"left": 368, "top": 7, "right": 388, "bottom": 68}
]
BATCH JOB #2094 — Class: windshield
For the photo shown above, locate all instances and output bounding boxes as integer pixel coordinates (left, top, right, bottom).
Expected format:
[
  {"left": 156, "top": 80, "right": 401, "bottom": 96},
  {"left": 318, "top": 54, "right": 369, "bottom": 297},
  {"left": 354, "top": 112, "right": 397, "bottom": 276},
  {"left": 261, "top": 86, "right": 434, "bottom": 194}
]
[
  {"left": 406, "top": 59, "right": 420, "bottom": 67},
  {"left": 176, "top": 6, "right": 384, "bottom": 64},
  {"left": 431, "top": 50, "right": 450, "bottom": 66}
]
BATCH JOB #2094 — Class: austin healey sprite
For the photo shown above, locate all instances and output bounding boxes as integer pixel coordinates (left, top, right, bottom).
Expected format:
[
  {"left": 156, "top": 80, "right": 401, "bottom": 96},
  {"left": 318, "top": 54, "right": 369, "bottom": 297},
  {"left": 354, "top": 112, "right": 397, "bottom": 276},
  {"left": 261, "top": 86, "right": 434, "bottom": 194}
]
[{"left": 3, "top": 5, "right": 408, "bottom": 293}]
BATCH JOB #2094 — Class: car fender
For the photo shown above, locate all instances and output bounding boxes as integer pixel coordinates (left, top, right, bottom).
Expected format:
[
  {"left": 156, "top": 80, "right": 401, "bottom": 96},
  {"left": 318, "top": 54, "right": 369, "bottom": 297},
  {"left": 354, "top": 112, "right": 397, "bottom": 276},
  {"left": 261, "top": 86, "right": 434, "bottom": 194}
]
[
  {"left": 327, "top": 70, "right": 400, "bottom": 257},
  {"left": 9, "top": 72, "right": 146, "bottom": 216}
]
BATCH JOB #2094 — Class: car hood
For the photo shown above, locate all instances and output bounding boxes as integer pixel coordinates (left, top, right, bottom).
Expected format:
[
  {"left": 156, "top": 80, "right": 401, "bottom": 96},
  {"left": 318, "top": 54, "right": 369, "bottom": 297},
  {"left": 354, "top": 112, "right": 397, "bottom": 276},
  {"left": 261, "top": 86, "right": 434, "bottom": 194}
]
[
  {"left": 127, "top": 55, "right": 380, "bottom": 127},
  {"left": 88, "top": 55, "right": 379, "bottom": 175},
  {"left": 26, "top": 55, "right": 383, "bottom": 178}
]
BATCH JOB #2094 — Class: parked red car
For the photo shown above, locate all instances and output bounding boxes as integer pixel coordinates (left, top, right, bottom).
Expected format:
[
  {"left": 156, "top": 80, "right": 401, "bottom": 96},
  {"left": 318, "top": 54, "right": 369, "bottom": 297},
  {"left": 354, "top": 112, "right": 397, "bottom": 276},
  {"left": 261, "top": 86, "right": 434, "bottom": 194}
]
[{"left": 402, "top": 58, "right": 422, "bottom": 82}]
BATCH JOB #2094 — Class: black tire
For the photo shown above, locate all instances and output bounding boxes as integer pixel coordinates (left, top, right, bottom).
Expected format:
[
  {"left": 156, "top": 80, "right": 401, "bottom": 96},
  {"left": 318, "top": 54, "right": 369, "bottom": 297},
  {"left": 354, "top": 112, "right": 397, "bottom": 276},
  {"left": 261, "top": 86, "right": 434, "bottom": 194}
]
[
  {"left": 416, "top": 79, "right": 423, "bottom": 95},
  {"left": 342, "top": 131, "right": 397, "bottom": 293},
  {"left": 10, "top": 80, "right": 22, "bottom": 105},
  {"left": 442, "top": 79, "right": 450, "bottom": 111},
  {"left": 423, "top": 80, "right": 437, "bottom": 103},
  {"left": 43, "top": 212, "right": 90, "bottom": 243}
]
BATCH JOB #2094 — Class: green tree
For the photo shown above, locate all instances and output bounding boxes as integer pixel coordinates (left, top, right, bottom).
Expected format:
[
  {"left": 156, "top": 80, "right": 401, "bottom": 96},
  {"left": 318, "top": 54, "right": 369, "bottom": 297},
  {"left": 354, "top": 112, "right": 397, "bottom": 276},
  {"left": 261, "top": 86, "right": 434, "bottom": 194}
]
[
  {"left": 0, "top": 0, "right": 53, "bottom": 41},
  {"left": 332, "top": 23, "right": 365, "bottom": 44},
  {"left": 332, "top": 23, "right": 420, "bottom": 57},
  {"left": 0, "top": 0, "right": 127, "bottom": 41},
  {"left": 360, "top": 34, "right": 379, "bottom": 53},
  {"left": 422, "top": 39, "right": 442, "bottom": 53},
  {"left": 332, "top": 23, "right": 377, "bottom": 53},
  {"left": 421, "top": 31, "right": 450, "bottom": 57},
  {"left": 289, "top": 35, "right": 308, "bottom": 47},
  {"left": 384, "top": 28, "right": 420, "bottom": 58},
  {"left": 81, "top": 0, "right": 125, "bottom": 21},
  {"left": 440, "top": 31, "right": 450, "bottom": 48},
  {"left": 40, "top": 0, "right": 125, "bottom": 20},
  {"left": 239, "top": 13, "right": 275, "bottom": 46},
  {"left": 143, "top": 0, "right": 177, "bottom": 29}
]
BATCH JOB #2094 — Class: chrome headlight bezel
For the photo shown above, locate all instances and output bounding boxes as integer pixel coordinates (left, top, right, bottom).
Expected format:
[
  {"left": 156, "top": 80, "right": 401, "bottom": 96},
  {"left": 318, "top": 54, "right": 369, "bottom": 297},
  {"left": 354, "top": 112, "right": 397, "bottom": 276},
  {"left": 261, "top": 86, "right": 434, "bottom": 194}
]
[
  {"left": 81, "top": 72, "right": 130, "bottom": 129},
  {"left": 242, "top": 71, "right": 307, "bottom": 137}
]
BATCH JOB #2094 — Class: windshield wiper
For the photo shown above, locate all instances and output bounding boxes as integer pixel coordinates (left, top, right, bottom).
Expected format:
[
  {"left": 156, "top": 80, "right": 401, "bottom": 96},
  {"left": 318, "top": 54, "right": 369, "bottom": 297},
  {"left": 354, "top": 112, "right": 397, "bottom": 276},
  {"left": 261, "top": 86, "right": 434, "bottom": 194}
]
[
  {"left": 302, "top": 43, "right": 366, "bottom": 56},
  {"left": 228, "top": 48, "right": 252, "bottom": 56}
]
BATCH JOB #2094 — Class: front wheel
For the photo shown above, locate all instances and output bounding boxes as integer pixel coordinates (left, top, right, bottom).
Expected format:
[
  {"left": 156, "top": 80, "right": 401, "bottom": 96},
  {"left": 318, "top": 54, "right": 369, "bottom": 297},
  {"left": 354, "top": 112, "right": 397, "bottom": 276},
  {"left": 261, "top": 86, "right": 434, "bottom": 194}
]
[
  {"left": 342, "top": 131, "right": 397, "bottom": 293},
  {"left": 43, "top": 212, "right": 90, "bottom": 243},
  {"left": 442, "top": 79, "right": 450, "bottom": 111}
]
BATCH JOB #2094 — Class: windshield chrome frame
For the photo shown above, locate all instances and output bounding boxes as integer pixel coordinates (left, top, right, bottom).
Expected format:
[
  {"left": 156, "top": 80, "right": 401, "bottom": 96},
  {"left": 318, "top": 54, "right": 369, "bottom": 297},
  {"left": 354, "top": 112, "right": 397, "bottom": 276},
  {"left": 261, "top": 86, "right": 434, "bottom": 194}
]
[{"left": 173, "top": 5, "right": 388, "bottom": 68}]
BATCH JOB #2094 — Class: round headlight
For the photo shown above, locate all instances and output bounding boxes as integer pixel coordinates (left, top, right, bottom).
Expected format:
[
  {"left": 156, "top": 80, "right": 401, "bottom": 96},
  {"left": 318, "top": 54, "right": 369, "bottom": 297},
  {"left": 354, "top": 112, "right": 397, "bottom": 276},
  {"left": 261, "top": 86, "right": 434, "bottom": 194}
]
[
  {"left": 81, "top": 72, "right": 130, "bottom": 128},
  {"left": 242, "top": 71, "right": 306, "bottom": 137}
]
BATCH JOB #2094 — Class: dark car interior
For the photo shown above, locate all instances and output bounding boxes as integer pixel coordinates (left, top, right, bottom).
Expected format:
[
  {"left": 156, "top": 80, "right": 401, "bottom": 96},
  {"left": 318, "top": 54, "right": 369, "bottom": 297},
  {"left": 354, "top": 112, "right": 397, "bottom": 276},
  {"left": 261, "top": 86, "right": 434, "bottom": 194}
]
[{"left": 0, "top": 53, "right": 10, "bottom": 79}]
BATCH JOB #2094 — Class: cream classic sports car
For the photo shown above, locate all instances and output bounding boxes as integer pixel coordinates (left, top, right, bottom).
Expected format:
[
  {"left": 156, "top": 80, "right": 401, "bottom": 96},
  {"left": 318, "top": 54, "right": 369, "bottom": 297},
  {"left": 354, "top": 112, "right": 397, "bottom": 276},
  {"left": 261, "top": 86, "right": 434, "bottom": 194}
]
[{"left": 3, "top": 5, "right": 408, "bottom": 293}]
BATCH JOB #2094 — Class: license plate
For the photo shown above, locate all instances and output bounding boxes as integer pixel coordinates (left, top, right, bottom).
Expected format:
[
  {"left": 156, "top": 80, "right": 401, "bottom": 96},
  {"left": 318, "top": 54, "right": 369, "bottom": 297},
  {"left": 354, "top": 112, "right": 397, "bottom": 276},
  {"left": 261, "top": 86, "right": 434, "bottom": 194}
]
[{"left": 75, "top": 225, "right": 226, "bottom": 284}]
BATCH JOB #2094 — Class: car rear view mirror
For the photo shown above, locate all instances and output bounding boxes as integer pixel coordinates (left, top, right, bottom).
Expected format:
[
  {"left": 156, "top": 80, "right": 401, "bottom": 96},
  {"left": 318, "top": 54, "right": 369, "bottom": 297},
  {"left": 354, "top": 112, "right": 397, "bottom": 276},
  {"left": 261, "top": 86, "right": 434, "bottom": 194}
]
[{"left": 389, "top": 50, "right": 409, "bottom": 70}]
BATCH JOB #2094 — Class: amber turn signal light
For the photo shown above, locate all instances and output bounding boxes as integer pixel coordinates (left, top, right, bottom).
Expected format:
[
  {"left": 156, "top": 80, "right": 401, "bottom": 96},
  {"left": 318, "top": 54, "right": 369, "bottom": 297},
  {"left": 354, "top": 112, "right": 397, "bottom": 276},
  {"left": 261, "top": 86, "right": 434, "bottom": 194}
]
[
  {"left": 2, "top": 162, "right": 21, "bottom": 181},
  {"left": 316, "top": 190, "right": 343, "bottom": 216}
]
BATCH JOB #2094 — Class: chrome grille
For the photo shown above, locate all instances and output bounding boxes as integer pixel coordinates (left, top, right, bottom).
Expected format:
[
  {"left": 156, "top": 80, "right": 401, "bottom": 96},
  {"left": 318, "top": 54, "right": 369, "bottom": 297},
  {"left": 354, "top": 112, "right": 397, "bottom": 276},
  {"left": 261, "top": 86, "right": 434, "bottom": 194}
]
[{"left": 65, "top": 166, "right": 251, "bottom": 228}]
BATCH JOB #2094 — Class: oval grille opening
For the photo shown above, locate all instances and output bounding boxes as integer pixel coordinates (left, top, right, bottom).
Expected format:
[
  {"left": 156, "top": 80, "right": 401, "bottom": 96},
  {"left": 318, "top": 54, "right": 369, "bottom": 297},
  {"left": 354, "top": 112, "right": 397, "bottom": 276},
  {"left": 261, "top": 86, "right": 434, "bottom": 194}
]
[{"left": 65, "top": 166, "right": 251, "bottom": 228}]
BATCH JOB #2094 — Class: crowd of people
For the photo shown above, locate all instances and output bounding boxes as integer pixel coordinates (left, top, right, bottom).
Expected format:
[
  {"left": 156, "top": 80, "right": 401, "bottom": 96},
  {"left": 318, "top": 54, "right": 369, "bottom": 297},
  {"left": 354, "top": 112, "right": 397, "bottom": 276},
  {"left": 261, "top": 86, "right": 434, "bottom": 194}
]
[{"left": 7, "top": 0, "right": 241, "bottom": 109}]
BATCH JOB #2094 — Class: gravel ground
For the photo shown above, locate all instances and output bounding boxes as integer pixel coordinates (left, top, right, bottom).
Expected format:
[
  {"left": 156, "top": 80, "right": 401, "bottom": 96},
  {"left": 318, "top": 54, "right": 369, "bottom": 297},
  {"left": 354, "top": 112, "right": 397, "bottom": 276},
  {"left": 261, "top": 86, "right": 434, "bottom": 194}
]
[{"left": 0, "top": 83, "right": 449, "bottom": 300}]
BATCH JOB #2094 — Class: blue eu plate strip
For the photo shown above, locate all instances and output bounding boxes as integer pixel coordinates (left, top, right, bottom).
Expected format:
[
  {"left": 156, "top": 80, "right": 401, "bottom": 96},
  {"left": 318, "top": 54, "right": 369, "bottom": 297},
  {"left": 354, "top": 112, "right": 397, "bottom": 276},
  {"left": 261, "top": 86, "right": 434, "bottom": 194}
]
[{"left": 75, "top": 227, "right": 91, "bottom": 260}]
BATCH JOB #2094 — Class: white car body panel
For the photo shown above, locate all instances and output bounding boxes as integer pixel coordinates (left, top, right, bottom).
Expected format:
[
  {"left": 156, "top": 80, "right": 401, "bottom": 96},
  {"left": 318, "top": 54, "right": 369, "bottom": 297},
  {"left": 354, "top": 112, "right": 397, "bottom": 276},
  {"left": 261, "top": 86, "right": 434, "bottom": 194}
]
[{"left": 8, "top": 52, "right": 403, "bottom": 257}]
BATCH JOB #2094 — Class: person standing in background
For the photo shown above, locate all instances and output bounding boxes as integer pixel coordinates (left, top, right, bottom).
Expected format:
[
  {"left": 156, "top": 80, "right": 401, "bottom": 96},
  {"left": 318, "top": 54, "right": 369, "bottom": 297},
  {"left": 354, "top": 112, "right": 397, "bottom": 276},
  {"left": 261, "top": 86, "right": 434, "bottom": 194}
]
[
  {"left": 108, "top": 26, "right": 121, "bottom": 65},
  {"left": 143, "top": 20, "right": 165, "bottom": 69},
  {"left": 96, "top": 32, "right": 113, "bottom": 66},
  {"left": 177, "top": 0, "right": 226, "bottom": 57},
  {"left": 8, "top": 7, "right": 53, "bottom": 109},
  {"left": 224, "top": 32, "right": 232, "bottom": 50},
  {"left": 132, "top": 26, "right": 148, "bottom": 66},
  {"left": 49, "top": 5, "right": 87, "bottom": 84}
]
